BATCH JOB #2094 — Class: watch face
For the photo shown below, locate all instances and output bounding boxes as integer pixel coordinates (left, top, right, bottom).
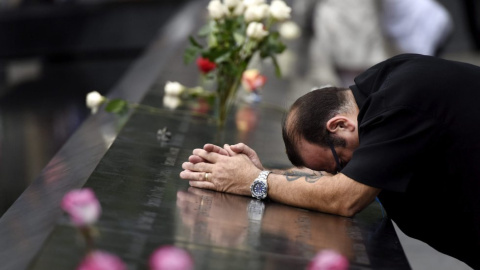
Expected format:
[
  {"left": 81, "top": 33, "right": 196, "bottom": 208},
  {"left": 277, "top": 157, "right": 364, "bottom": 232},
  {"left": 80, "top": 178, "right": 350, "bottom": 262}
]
[{"left": 252, "top": 182, "right": 267, "bottom": 197}]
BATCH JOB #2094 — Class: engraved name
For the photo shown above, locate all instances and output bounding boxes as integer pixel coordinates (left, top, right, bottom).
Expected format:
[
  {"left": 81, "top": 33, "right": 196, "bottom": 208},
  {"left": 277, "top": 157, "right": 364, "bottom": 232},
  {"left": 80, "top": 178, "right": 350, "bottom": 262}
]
[{"left": 163, "top": 147, "right": 180, "bottom": 166}]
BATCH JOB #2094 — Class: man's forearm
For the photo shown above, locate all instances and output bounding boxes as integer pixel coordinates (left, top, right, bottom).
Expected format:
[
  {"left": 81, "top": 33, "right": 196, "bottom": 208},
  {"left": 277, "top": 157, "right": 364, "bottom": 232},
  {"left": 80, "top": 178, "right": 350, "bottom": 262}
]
[
  {"left": 269, "top": 167, "right": 321, "bottom": 176},
  {"left": 266, "top": 171, "right": 380, "bottom": 217}
]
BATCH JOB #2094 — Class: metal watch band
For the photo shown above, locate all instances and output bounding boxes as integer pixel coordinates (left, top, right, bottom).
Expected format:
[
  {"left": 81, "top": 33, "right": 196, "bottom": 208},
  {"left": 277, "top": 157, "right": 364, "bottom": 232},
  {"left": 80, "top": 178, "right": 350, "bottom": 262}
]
[
  {"left": 258, "top": 170, "right": 271, "bottom": 182},
  {"left": 250, "top": 170, "right": 271, "bottom": 200}
]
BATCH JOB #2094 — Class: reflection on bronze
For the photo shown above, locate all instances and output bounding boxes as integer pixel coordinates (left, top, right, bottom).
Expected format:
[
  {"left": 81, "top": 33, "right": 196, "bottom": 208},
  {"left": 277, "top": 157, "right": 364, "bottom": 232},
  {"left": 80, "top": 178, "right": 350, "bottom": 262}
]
[
  {"left": 177, "top": 188, "right": 249, "bottom": 247},
  {"left": 176, "top": 187, "right": 382, "bottom": 266},
  {"left": 235, "top": 105, "right": 258, "bottom": 133}
]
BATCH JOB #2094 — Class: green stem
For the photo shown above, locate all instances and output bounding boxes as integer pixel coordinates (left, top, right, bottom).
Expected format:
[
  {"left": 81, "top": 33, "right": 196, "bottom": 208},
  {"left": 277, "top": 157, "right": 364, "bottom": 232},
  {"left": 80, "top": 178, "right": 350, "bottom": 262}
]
[
  {"left": 80, "top": 226, "right": 95, "bottom": 252},
  {"left": 215, "top": 62, "right": 247, "bottom": 128},
  {"left": 266, "top": 17, "right": 274, "bottom": 30}
]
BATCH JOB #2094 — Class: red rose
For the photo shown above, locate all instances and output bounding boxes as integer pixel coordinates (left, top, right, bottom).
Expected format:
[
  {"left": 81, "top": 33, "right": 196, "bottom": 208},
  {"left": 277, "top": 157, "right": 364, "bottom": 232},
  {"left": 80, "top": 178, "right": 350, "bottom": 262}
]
[{"left": 196, "top": 57, "right": 216, "bottom": 74}]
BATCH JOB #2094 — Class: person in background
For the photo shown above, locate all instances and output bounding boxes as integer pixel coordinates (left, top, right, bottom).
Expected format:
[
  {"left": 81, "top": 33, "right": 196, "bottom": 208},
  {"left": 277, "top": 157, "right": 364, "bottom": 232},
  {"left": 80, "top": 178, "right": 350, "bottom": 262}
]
[
  {"left": 308, "top": 0, "right": 392, "bottom": 88},
  {"left": 382, "top": 0, "right": 453, "bottom": 56}
]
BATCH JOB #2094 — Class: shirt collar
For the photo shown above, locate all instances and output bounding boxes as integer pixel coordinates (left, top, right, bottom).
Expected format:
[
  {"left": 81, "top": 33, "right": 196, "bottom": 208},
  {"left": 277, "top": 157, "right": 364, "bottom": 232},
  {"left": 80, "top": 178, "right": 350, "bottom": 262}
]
[{"left": 349, "top": 84, "right": 366, "bottom": 109}]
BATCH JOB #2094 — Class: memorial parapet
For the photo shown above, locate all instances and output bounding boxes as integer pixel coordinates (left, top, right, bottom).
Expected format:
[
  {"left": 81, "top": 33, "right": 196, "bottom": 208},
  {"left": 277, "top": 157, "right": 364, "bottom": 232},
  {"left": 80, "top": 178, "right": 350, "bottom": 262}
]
[
  {"left": 0, "top": 1, "right": 411, "bottom": 269},
  {"left": 27, "top": 102, "right": 410, "bottom": 270}
]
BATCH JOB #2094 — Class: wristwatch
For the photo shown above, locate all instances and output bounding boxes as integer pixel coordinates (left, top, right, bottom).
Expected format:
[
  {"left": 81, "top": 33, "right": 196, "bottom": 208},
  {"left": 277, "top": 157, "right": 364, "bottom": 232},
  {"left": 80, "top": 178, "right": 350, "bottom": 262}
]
[{"left": 250, "top": 170, "right": 271, "bottom": 200}]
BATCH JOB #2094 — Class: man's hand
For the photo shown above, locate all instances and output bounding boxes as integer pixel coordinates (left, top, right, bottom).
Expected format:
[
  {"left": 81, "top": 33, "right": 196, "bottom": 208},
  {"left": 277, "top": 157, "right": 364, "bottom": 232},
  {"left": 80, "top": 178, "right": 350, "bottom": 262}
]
[
  {"left": 188, "top": 143, "right": 264, "bottom": 170},
  {"left": 188, "top": 144, "right": 230, "bottom": 164},
  {"left": 180, "top": 148, "right": 261, "bottom": 196},
  {"left": 225, "top": 143, "right": 264, "bottom": 170}
]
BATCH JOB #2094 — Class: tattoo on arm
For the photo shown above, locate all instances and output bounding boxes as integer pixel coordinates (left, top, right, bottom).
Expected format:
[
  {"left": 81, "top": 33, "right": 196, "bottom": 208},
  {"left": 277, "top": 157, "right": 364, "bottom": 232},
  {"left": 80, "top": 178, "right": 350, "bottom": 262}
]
[{"left": 284, "top": 170, "right": 323, "bottom": 183}]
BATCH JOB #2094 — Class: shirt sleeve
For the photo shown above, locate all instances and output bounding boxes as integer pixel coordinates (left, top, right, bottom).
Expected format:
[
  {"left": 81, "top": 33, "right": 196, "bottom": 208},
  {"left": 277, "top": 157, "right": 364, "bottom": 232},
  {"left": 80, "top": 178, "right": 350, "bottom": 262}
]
[{"left": 341, "top": 107, "right": 440, "bottom": 192}]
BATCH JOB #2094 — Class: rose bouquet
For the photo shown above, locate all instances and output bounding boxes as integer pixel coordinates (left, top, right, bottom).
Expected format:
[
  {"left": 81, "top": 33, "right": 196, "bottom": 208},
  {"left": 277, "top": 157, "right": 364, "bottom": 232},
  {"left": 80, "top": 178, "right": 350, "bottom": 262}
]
[
  {"left": 183, "top": 0, "right": 292, "bottom": 127},
  {"left": 85, "top": 1, "right": 295, "bottom": 129}
]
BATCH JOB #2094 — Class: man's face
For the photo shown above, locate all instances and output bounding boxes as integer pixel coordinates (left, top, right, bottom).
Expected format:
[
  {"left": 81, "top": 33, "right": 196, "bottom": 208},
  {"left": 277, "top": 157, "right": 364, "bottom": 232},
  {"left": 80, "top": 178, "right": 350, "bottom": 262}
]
[{"left": 297, "top": 138, "right": 356, "bottom": 174}]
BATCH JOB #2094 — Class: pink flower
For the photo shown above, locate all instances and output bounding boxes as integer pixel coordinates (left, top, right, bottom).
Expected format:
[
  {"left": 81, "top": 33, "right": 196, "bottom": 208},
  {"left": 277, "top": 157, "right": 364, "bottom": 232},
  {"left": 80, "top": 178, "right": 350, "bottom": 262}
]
[
  {"left": 77, "top": 250, "right": 126, "bottom": 270},
  {"left": 61, "top": 188, "right": 102, "bottom": 227},
  {"left": 241, "top": 69, "right": 267, "bottom": 92},
  {"left": 196, "top": 57, "right": 216, "bottom": 74},
  {"left": 307, "top": 250, "right": 349, "bottom": 270},
  {"left": 149, "top": 246, "right": 193, "bottom": 270}
]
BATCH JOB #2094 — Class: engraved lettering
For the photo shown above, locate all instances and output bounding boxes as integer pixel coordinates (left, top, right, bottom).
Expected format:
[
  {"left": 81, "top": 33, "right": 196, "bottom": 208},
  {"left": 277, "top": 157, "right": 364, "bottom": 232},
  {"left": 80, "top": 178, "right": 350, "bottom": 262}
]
[
  {"left": 136, "top": 211, "right": 157, "bottom": 231},
  {"left": 155, "top": 169, "right": 172, "bottom": 183},
  {"left": 144, "top": 186, "right": 164, "bottom": 207},
  {"left": 170, "top": 134, "right": 185, "bottom": 147},
  {"left": 353, "top": 243, "right": 370, "bottom": 265},
  {"left": 198, "top": 195, "right": 212, "bottom": 216},
  {"left": 295, "top": 215, "right": 311, "bottom": 241},
  {"left": 125, "top": 234, "right": 148, "bottom": 259},
  {"left": 178, "top": 116, "right": 190, "bottom": 133},
  {"left": 163, "top": 147, "right": 180, "bottom": 166}
]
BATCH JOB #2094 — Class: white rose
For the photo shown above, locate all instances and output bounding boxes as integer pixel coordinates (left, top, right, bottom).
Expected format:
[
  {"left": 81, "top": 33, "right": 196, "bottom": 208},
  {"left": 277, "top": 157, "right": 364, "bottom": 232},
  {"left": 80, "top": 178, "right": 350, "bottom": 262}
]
[
  {"left": 244, "top": 3, "right": 269, "bottom": 22},
  {"left": 246, "top": 22, "right": 268, "bottom": 40},
  {"left": 164, "top": 81, "right": 185, "bottom": 96},
  {"left": 279, "top": 21, "right": 300, "bottom": 39},
  {"left": 86, "top": 91, "right": 106, "bottom": 114},
  {"left": 223, "top": 0, "right": 239, "bottom": 9},
  {"left": 269, "top": 0, "right": 291, "bottom": 21},
  {"left": 231, "top": 2, "right": 245, "bottom": 16},
  {"left": 208, "top": 0, "right": 228, "bottom": 20},
  {"left": 163, "top": 95, "right": 182, "bottom": 110},
  {"left": 243, "top": 0, "right": 265, "bottom": 7}
]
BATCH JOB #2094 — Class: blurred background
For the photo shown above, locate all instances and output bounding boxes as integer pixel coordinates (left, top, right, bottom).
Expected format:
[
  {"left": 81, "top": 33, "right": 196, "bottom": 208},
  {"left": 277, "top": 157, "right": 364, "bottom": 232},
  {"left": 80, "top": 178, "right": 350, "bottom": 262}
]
[
  {"left": 0, "top": 0, "right": 192, "bottom": 216},
  {"left": 0, "top": 0, "right": 478, "bottom": 268}
]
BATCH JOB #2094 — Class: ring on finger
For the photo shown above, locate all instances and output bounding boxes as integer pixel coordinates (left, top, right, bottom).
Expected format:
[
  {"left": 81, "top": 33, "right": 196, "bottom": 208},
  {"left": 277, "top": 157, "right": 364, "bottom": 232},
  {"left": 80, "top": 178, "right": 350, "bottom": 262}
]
[{"left": 204, "top": 172, "right": 210, "bottom": 181}]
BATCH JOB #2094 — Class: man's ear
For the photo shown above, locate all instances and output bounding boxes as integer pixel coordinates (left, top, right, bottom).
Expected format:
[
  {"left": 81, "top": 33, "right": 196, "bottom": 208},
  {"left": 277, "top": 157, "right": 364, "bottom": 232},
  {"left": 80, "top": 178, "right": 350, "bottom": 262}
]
[{"left": 326, "top": 116, "right": 355, "bottom": 134}]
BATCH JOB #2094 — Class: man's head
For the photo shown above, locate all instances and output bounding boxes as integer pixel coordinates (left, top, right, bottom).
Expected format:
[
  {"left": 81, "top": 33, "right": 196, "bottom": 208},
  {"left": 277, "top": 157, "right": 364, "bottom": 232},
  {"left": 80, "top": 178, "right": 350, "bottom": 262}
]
[{"left": 282, "top": 87, "right": 359, "bottom": 173}]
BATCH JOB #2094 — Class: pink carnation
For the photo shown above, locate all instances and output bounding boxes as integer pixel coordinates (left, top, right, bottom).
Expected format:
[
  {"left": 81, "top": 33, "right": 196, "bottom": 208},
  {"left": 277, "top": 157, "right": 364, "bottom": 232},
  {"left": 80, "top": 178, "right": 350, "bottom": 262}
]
[
  {"left": 61, "top": 188, "right": 102, "bottom": 226},
  {"left": 77, "top": 250, "right": 126, "bottom": 270},
  {"left": 307, "top": 250, "right": 349, "bottom": 270},
  {"left": 149, "top": 246, "right": 193, "bottom": 270}
]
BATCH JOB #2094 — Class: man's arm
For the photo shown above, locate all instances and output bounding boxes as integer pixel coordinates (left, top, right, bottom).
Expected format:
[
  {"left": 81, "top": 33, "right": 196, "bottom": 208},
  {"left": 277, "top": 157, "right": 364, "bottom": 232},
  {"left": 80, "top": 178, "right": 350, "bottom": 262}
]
[
  {"left": 271, "top": 167, "right": 323, "bottom": 176},
  {"left": 180, "top": 148, "right": 380, "bottom": 217},
  {"left": 268, "top": 171, "right": 380, "bottom": 217}
]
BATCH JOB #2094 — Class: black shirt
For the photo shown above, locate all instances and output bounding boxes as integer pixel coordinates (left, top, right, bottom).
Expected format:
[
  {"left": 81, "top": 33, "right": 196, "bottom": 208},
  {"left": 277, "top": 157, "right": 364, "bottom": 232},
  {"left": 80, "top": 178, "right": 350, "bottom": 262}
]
[{"left": 342, "top": 54, "right": 480, "bottom": 268}]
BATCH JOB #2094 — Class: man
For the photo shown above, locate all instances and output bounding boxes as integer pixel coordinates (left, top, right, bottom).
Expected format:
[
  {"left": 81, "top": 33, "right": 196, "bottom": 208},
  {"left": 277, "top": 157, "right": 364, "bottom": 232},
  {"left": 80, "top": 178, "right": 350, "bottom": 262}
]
[{"left": 180, "top": 54, "right": 480, "bottom": 268}]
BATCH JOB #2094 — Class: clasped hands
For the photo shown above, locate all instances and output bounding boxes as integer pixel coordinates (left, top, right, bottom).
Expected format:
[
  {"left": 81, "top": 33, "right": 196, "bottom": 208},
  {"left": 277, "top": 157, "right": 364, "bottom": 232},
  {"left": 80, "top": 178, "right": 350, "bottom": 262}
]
[{"left": 179, "top": 143, "right": 263, "bottom": 196}]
